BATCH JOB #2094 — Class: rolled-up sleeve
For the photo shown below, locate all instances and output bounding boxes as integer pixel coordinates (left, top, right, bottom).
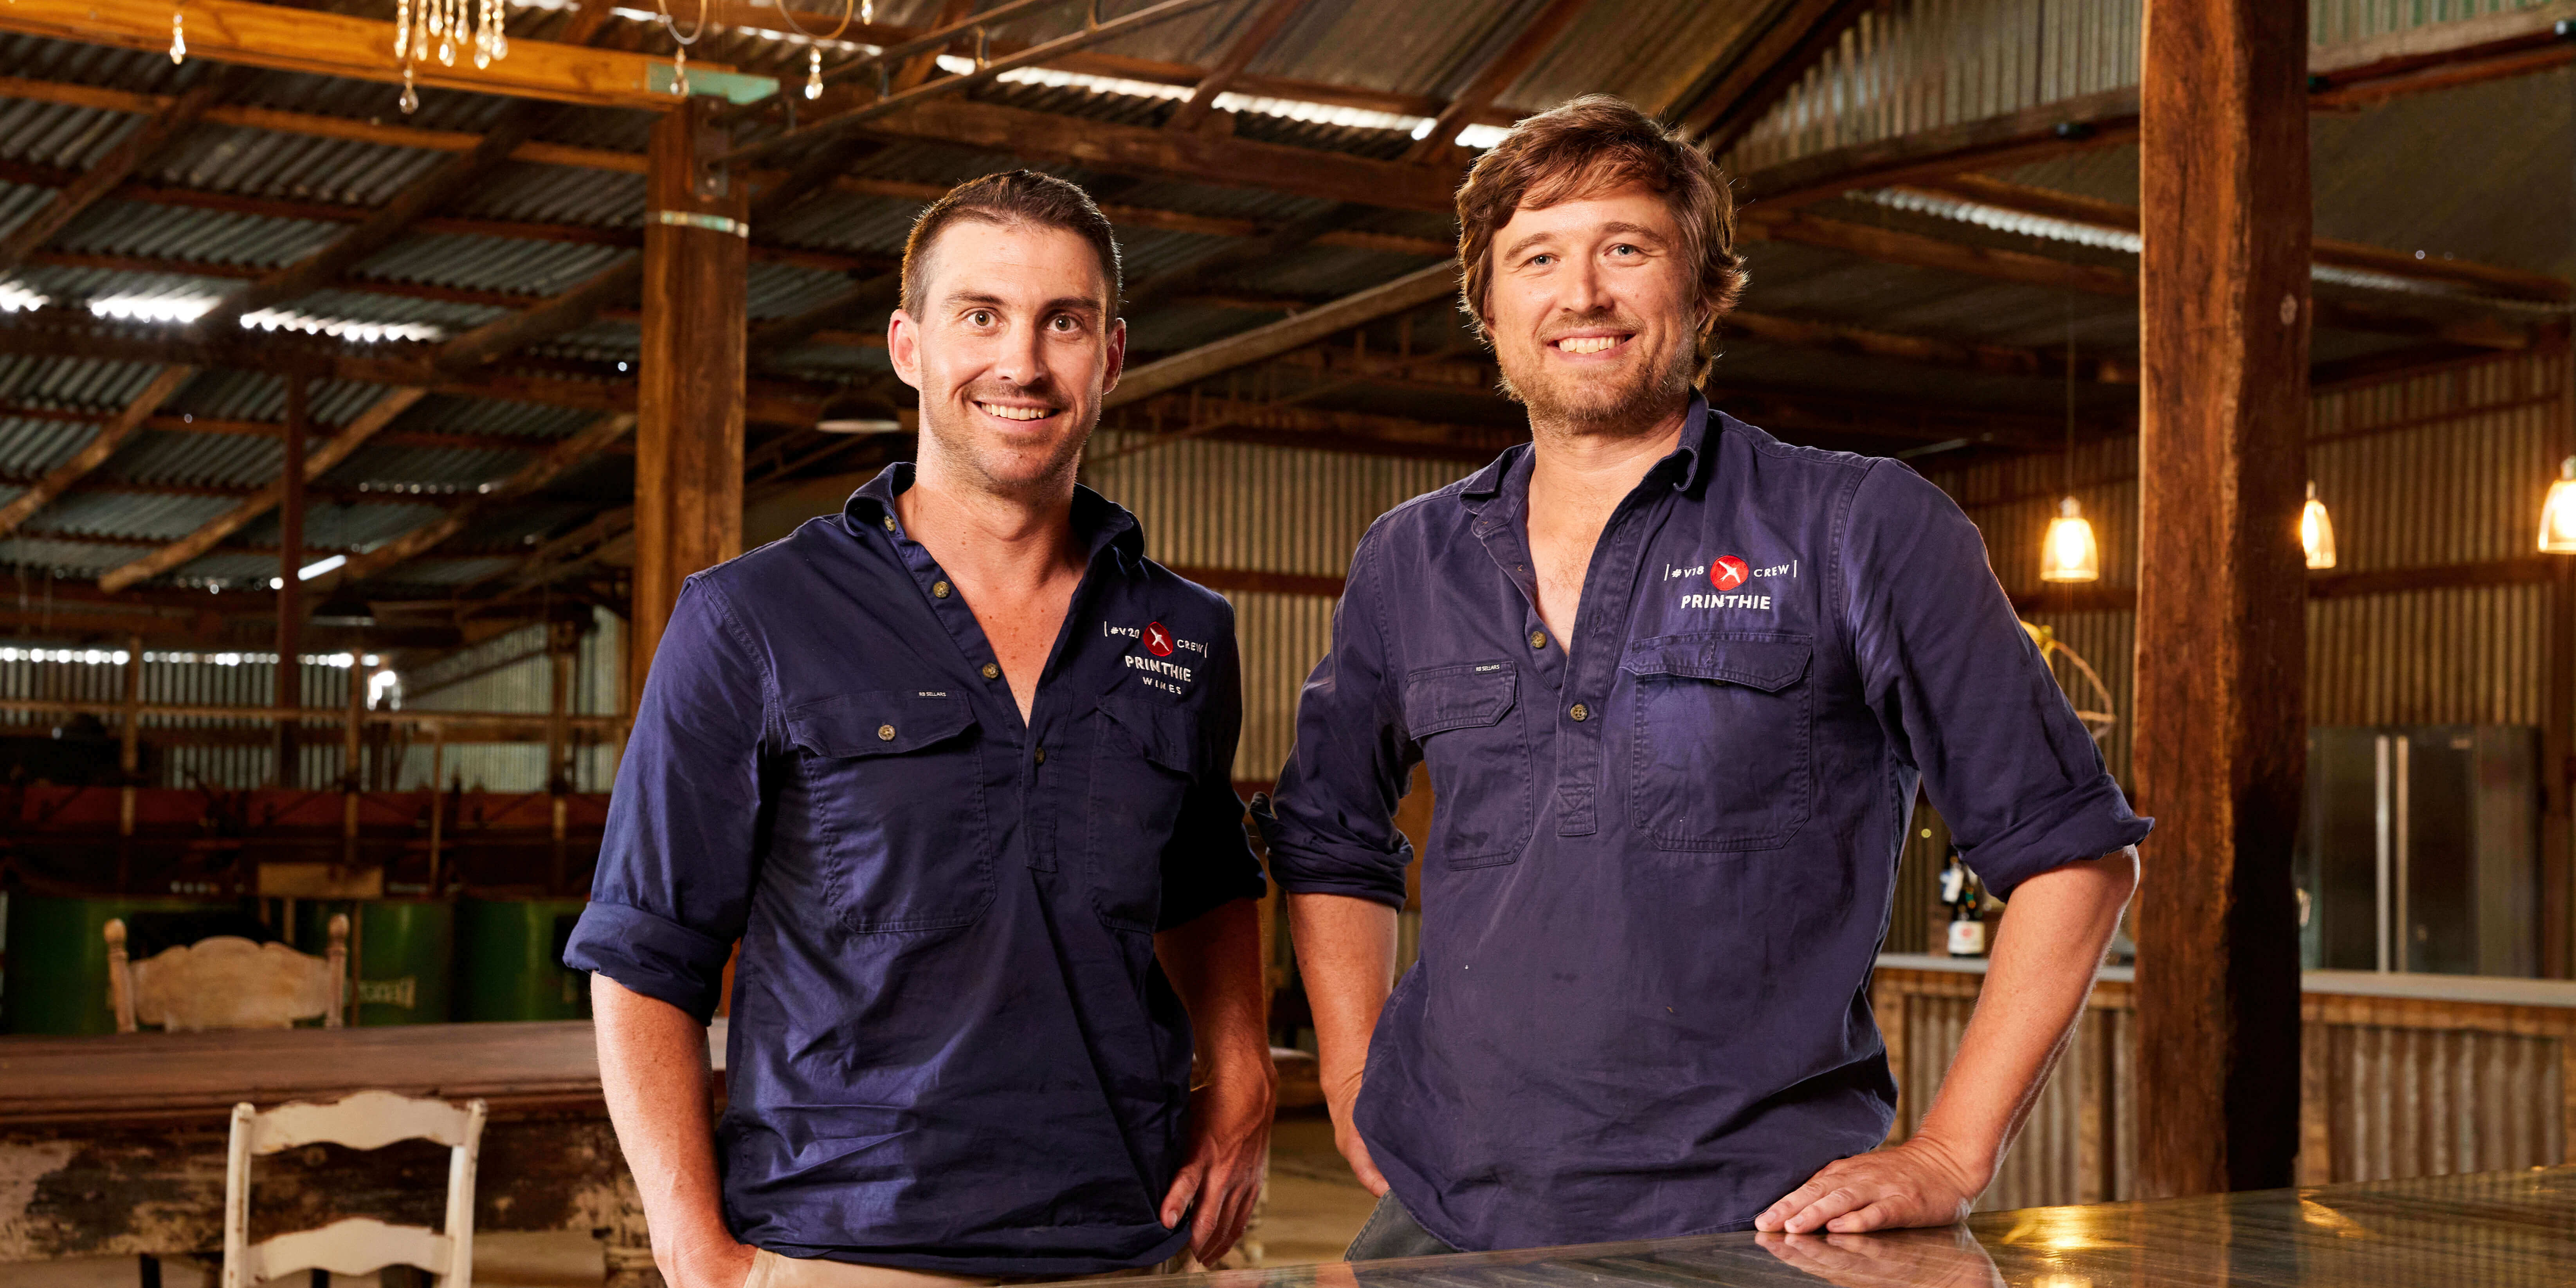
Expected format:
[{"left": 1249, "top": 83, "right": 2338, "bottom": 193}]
[
  {"left": 1841, "top": 461, "right": 2152, "bottom": 899},
  {"left": 564, "top": 576, "right": 772, "bottom": 1021},
  {"left": 1158, "top": 600, "right": 1268, "bottom": 930},
  {"left": 1258, "top": 529, "right": 1417, "bottom": 908}
]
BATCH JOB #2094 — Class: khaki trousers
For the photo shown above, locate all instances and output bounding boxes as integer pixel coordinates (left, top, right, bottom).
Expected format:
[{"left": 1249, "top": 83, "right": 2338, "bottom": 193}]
[{"left": 743, "top": 1248, "right": 1187, "bottom": 1288}]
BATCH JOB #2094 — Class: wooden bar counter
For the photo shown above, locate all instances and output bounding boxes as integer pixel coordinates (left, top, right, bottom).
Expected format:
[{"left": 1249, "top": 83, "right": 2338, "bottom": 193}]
[{"left": 0, "top": 1018, "right": 727, "bottom": 1279}]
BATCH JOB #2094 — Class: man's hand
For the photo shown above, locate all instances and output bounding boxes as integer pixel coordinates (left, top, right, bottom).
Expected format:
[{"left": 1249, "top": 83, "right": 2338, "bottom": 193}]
[
  {"left": 655, "top": 1231, "right": 758, "bottom": 1288},
  {"left": 1323, "top": 1065, "right": 1389, "bottom": 1196},
  {"left": 1753, "top": 1136, "right": 1984, "bottom": 1235},
  {"left": 1160, "top": 1056, "right": 1276, "bottom": 1265}
]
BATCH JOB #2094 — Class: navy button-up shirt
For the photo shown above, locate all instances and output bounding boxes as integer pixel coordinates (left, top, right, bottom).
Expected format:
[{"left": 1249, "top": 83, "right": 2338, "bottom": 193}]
[
  {"left": 565, "top": 465, "right": 1266, "bottom": 1277},
  {"left": 1260, "top": 395, "right": 2149, "bottom": 1252}
]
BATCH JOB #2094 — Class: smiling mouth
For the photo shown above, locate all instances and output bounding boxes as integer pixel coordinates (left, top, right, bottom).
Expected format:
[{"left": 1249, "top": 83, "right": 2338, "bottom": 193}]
[
  {"left": 976, "top": 401, "right": 1059, "bottom": 422},
  {"left": 1554, "top": 335, "right": 1629, "bottom": 355}
]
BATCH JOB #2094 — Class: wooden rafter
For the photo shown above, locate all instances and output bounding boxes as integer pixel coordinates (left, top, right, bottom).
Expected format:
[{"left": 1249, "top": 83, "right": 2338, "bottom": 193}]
[
  {"left": 0, "top": 80, "right": 231, "bottom": 276},
  {"left": 1906, "top": 174, "right": 2571, "bottom": 303},
  {"left": 0, "top": 367, "right": 198, "bottom": 539},
  {"left": 1109, "top": 260, "right": 1459, "bottom": 407},
  {"left": 97, "top": 388, "right": 430, "bottom": 592},
  {"left": 321, "top": 413, "right": 637, "bottom": 589},
  {"left": 1725, "top": 309, "right": 2136, "bottom": 384},
  {"left": 1166, "top": 0, "right": 1315, "bottom": 133},
  {"left": 0, "top": 0, "right": 763, "bottom": 112},
  {"left": 1400, "top": 0, "right": 1598, "bottom": 164},
  {"left": 1669, "top": 0, "right": 1881, "bottom": 153}
]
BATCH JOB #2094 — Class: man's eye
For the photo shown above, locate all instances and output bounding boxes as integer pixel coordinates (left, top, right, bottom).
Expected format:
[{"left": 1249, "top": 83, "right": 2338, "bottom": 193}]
[
  {"left": 967, "top": 310, "right": 995, "bottom": 326},
  {"left": 1049, "top": 315, "right": 1079, "bottom": 332},
  {"left": 1610, "top": 244, "right": 1640, "bottom": 257},
  {"left": 1528, "top": 253, "right": 1555, "bottom": 268}
]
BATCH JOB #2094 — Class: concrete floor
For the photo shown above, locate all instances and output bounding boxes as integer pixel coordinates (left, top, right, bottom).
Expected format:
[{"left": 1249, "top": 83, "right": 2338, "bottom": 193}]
[{"left": 6, "top": 1110, "right": 1380, "bottom": 1286}]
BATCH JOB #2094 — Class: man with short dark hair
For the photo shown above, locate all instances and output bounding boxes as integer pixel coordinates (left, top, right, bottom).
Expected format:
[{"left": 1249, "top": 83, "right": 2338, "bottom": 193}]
[
  {"left": 568, "top": 171, "right": 1273, "bottom": 1288},
  {"left": 1262, "top": 96, "right": 2149, "bottom": 1257}
]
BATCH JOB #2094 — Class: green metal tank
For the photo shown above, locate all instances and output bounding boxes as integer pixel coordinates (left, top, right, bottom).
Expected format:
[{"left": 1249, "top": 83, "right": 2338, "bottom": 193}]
[
  {"left": 455, "top": 897, "right": 592, "bottom": 1021},
  {"left": 3, "top": 895, "right": 210, "bottom": 1035},
  {"left": 295, "top": 899, "right": 454, "bottom": 1026}
]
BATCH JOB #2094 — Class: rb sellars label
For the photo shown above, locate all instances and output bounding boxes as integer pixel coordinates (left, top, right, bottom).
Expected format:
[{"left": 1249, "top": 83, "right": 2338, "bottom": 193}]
[{"left": 1947, "top": 919, "right": 1986, "bottom": 957}]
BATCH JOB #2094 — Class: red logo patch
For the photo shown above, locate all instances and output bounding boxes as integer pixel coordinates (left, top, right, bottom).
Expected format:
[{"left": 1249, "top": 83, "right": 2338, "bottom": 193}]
[
  {"left": 1711, "top": 557, "right": 1750, "bottom": 591},
  {"left": 1144, "top": 622, "right": 1175, "bottom": 657}
]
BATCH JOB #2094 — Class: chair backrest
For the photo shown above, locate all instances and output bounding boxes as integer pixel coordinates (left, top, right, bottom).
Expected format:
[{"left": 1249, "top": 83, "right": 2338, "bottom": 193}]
[
  {"left": 105, "top": 913, "right": 347, "bottom": 1032},
  {"left": 222, "top": 1090, "right": 488, "bottom": 1288}
]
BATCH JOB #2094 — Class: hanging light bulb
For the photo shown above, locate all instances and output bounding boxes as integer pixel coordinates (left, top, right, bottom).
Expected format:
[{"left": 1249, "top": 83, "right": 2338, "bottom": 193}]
[
  {"left": 2302, "top": 481, "right": 2337, "bottom": 569},
  {"left": 806, "top": 47, "right": 823, "bottom": 99},
  {"left": 2041, "top": 496, "right": 2100, "bottom": 583},
  {"left": 2542, "top": 457, "right": 2576, "bottom": 553}
]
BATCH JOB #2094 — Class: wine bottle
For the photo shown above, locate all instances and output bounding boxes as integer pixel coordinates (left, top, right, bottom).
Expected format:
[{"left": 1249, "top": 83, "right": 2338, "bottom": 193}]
[{"left": 1942, "top": 850, "right": 1987, "bottom": 958}]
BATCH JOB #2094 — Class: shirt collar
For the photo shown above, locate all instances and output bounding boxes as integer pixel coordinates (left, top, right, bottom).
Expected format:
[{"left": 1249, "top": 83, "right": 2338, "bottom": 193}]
[
  {"left": 1458, "top": 390, "right": 1717, "bottom": 503},
  {"left": 842, "top": 461, "right": 1145, "bottom": 564}
]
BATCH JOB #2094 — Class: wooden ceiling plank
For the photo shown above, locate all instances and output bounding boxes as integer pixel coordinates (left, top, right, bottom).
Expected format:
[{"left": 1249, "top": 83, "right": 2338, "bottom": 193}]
[
  {"left": 1166, "top": 0, "right": 1316, "bottom": 133},
  {"left": 97, "top": 387, "right": 431, "bottom": 593},
  {"left": 0, "top": 0, "right": 747, "bottom": 112},
  {"left": 0, "top": 366, "right": 198, "bottom": 540}
]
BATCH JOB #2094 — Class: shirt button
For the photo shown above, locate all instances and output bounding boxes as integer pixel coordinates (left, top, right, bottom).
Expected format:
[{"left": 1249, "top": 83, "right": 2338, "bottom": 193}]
[
  {"left": 1569, "top": 703, "right": 1589, "bottom": 722},
  {"left": 881, "top": 515, "right": 895, "bottom": 532},
  {"left": 981, "top": 663, "right": 1001, "bottom": 680},
  {"left": 931, "top": 580, "right": 951, "bottom": 599},
  {"left": 1034, "top": 746, "right": 1046, "bottom": 765},
  {"left": 877, "top": 724, "right": 896, "bottom": 741},
  {"left": 1529, "top": 630, "right": 1547, "bottom": 650}
]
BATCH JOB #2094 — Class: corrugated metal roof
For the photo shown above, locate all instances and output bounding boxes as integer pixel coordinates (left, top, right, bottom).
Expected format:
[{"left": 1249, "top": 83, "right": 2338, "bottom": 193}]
[
  {"left": 355, "top": 234, "right": 634, "bottom": 294},
  {"left": 39, "top": 489, "right": 240, "bottom": 538}
]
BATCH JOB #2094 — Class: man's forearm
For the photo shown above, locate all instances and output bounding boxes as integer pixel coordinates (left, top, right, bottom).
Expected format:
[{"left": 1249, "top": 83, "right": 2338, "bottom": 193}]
[
  {"left": 1284, "top": 892, "right": 1399, "bottom": 1099},
  {"left": 592, "top": 973, "right": 739, "bottom": 1275},
  {"left": 1913, "top": 848, "right": 2139, "bottom": 1183},
  {"left": 1155, "top": 898, "right": 1273, "bottom": 1079}
]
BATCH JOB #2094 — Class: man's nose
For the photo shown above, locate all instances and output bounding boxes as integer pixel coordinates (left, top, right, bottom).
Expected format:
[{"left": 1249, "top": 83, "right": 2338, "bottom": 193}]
[
  {"left": 993, "top": 322, "right": 1046, "bottom": 386},
  {"left": 1560, "top": 258, "right": 1607, "bottom": 316}
]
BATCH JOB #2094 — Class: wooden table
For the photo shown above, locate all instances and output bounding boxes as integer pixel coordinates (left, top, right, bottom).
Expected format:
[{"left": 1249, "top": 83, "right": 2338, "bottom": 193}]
[
  {"left": 0, "top": 1019, "right": 727, "bottom": 1281},
  {"left": 1160, "top": 1166, "right": 2576, "bottom": 1288}
]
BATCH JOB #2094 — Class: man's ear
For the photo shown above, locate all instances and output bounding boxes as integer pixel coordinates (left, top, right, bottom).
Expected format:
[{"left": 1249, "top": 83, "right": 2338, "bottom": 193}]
[
  {"left": 1101, "top": 316, "right": 1128, "bottom": 398},
  {"left": 887, "top": 309, "right": 924, "bottom": 391}
]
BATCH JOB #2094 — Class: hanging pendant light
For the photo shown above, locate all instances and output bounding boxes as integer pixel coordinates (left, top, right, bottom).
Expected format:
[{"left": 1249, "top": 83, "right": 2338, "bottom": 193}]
[
  {"left": 2041, "top": 497, "right": 2100, "bottom": 583},
  {"left": 2541, "top": 457, "right": 2576, "bottom": 553},
  {"left": 2302, "top": 481, "right": 2337, "bottom": 569}
]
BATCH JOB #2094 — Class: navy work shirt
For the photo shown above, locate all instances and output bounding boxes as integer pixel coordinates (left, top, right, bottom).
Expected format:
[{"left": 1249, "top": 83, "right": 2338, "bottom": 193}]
[
  {"left": 1259, "top": 394, "right": 2149, "bottom": 1252},
  {"left": 565, "top": 464, "right": 1266, "bottom": 1277}
]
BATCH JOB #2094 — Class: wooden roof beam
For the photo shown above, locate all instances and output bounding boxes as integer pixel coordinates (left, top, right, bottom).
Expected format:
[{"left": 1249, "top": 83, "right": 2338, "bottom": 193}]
[
  {"left": 0, "top": 0, "right": 769, "bottom": 112},
  {"left": 319, "top": 413, "right": 637, "bottom": 589},
  {"left": 1166, "top": 0, "right": 1315, "bottom": 134},
  {"left": 0, "top": 367, "right": 198, "bottom": 539},
  {"left": 1668, "top": 0, "right": 1882, "bottom": 153},
  {"left": 1108, "top": 260, "right": 1459, "bottom": 407},
  {"left": 1401, "top": 0, "right": 1598, "bottom": 164},
  {"left": 98, "top": 387, "right": 430, "bottom": 592},
  {"left": 0, "top": 79, "right": 232, "bottom": 276}
]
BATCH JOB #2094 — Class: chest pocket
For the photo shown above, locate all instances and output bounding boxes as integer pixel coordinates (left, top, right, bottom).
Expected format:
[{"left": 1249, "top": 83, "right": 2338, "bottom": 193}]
[
  {"left": 786, "top": 692, "right": 995, "bottom": 934},
  {"left": 1085, "top": 696, "right": 1201, "bottom": 933},
  {"left": 1402, "top": 662, "right": 1533, "bottom": 868},
  {"left": 1623, "top": 634, "right": 1815, "bottom": 852}
]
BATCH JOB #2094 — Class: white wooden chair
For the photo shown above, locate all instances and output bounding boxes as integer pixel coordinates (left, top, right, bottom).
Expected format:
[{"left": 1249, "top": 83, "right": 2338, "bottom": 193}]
[
  {"left": 105, "top": 914, "right": 348, "bottom": 1032},
  {"left": 222, "top": 1090, "right": 488, "bottom": 1288}
]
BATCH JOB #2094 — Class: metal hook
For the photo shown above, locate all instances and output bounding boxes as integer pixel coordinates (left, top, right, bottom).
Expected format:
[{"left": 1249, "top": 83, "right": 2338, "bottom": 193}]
[{"left": 975, "top": 25, "right": 990, "bottom": 69}]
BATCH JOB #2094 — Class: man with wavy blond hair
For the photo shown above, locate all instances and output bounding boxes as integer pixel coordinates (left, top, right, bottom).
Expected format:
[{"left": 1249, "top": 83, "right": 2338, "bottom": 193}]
[{"left": 1262, "top": 95, "right": 2150, "bottom": 1257}]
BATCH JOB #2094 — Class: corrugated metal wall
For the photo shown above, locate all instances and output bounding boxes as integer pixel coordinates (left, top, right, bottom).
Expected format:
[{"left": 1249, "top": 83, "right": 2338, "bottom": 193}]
[
  {"left": 1083, "top": 432, "right": 1482, "bottom": 782},
  {"left": 1924, "top": 350, "right": 2576, "bottom": 787},
  {"left": 1727, "top": 0, "right": 2552, "bottom": 173},
  {"left": 0, "top": 606, "right": 621, "bottom": 793},
  {"left": 397, "top": 607, "right": 624, "bottom": 792}
]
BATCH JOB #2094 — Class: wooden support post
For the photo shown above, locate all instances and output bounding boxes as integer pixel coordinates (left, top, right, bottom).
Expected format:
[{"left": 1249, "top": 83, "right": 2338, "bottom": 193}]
[
  {"left": 343, "top": 654, "right": 364, "bottom": 867},
  {"left": 2132, "top": 0, "right": 2311, "bottom": 1199},
  {"left": 274, "top": 375, "right": 308, "bottom": 788},
  {"left": 631, "top": 97, "right": 748, "bottom": 709}
]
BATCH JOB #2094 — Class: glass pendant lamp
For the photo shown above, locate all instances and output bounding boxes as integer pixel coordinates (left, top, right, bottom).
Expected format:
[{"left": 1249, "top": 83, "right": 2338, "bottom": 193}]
[
  {"left": 2302, "top": 481, "right": 2337, "bottom": 569},
  {"left": 2041, "top": 497, "right": 2100, "bottom": 582},
  {"left": 2542, "top": 457, "right": 2576, "bottom": 553}
]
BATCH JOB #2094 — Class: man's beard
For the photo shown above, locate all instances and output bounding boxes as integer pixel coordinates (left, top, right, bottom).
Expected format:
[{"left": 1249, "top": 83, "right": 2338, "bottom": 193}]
[
  {"left": 919, "top": 379, "right": 1091, "bottom": 494},
  {"left": 1497, "top": 325, "right": 1697, "bottom": 434}
]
